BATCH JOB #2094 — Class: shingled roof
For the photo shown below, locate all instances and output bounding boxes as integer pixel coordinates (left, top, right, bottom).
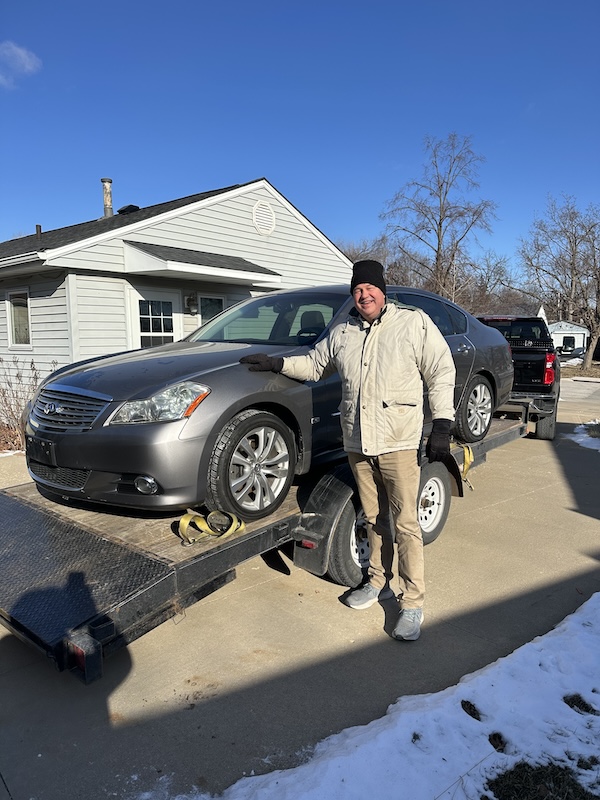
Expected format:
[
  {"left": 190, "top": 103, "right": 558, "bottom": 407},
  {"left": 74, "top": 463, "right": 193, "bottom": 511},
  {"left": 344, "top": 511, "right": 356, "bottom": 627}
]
[
  {"left": 125, "top": 242, "right": 279, "bottom": 276},
  {"left": 0, "top": 180, "right": 256, "bottom": 261}
]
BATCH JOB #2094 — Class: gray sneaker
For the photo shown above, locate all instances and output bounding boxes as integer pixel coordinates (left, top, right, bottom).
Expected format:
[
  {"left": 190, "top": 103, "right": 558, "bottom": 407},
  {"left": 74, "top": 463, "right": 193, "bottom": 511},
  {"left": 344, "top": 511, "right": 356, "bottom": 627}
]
[
  {"left": 345, "top": 582, "right": 394, "bottom": 610},
  {"left": 392, "top": 608, "right": 423, "bottom": 640}
]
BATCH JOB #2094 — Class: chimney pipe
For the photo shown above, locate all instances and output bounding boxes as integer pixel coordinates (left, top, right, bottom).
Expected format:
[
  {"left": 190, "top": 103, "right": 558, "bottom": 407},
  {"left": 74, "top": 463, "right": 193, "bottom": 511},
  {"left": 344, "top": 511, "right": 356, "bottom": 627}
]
[
  {"left": 101, "top": 177, "right": 113, "bottom": 217},
  {"left": 36, "top": 224, "right": 42, "bottom": 240}
]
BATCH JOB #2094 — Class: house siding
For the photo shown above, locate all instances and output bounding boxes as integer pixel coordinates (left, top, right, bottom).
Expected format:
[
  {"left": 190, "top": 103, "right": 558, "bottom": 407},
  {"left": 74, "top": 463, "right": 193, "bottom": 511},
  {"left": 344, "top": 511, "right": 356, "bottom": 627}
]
[
  {"left": 0, "top": 275, "right": 70, "bottom": 413},
  {"left": 48, "top": 239, "right": 125, "bottom": 273},
  {"left": 124, "top": 186, "right": 351, "bottom": 288},
  {"left": 71, "top": 274, "right": 130, "bottom": 359}
]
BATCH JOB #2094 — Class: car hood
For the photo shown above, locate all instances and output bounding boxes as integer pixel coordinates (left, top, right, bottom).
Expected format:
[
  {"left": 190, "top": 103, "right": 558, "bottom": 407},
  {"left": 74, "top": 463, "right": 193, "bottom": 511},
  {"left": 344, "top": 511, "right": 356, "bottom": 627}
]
[{"left": 46, "top": 341, "right": 295, "bottom": 401}]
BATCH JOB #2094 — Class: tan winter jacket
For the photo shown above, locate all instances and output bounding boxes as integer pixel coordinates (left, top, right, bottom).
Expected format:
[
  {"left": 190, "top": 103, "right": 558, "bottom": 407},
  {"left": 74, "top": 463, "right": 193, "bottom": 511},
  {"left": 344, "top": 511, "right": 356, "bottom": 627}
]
[{"left": 281, "top": 303, "right": 456, "bottom": 456}]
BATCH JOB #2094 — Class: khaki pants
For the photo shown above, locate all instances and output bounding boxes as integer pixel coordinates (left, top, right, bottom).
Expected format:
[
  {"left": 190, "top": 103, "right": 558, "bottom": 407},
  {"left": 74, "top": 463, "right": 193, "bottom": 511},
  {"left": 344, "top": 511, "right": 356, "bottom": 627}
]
[{"left": 347, "top": 450, "right": 424, "bottom": 608}]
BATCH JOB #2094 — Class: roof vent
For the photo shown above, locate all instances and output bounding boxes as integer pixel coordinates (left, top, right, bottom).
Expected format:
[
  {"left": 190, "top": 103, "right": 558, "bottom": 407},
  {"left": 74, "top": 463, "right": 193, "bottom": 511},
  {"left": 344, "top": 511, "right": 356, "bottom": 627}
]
[
  {"left": 117, "top": 204, "right": 140, "bottom": 215},
  {"left": 252, "top": 201, "right": 276, "bottom": 235}
]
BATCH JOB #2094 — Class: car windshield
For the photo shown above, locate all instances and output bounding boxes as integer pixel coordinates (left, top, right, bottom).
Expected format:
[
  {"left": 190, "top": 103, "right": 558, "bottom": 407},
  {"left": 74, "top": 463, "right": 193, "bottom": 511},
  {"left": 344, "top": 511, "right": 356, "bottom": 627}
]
[{"left": 186, "top": 292, "right": 349, "bottom": 346}]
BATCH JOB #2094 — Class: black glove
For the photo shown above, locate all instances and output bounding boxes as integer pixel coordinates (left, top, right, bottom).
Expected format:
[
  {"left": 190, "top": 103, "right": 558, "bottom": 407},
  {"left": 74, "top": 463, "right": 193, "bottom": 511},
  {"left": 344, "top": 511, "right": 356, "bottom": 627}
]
[
  {"left": 239, "top": 354, "right": 284, "bottom": 373},
  {"left": 426, "top": 418, "right": 452, "bottom": 462}
]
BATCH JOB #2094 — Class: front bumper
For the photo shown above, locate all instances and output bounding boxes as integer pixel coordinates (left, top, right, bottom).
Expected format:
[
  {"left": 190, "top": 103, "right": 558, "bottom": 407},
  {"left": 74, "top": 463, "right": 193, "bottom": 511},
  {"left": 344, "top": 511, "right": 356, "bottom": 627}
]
[{"left": 25, "top": 421, "right": 209, "bottom": 510}]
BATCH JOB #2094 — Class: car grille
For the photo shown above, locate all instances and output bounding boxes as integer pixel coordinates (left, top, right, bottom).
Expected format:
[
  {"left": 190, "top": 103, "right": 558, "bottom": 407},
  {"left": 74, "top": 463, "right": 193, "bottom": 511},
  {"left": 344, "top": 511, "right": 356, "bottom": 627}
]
[
  {"left": 28, "top": 462, "right": 90, "bottom": 490},
  {"left": 31, "top": 388, "right": 111, "bottom": 433}
]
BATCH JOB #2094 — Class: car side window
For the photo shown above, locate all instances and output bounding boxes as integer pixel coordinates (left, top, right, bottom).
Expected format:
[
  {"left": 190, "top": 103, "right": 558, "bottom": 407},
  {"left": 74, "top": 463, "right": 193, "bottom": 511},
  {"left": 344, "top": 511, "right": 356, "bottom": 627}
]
[
  {"left": 445, "top": 304, "right": 467, "bottom": 335},
  {"left": 398, "top": 293, "right": 453, "bottom": 337}
]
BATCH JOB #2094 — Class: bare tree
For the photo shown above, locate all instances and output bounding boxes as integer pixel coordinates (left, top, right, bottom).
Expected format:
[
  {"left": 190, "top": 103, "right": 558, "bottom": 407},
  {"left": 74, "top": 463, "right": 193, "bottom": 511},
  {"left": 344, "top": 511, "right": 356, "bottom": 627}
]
[
  {"left": 578, "top": 209, "right": 600, "bottom": 367},
  {"left": 381, "top": 133, "right": 497, "bottom": 300},
  {"left": 458, "top": 252, "right": 534, "bottom": 314},
  {"left": 519, "top": 196, "right": 600, "bottom": 368},
  {"left": 335, "top": 238, "right": 383, "bottom": 264}
]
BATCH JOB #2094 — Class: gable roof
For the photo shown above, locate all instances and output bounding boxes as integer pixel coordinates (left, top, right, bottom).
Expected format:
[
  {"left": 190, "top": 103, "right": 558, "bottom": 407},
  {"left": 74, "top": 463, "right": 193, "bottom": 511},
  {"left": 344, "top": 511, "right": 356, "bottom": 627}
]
[{"left": 0, "top": 180, "right": 255, "bottom": 261}]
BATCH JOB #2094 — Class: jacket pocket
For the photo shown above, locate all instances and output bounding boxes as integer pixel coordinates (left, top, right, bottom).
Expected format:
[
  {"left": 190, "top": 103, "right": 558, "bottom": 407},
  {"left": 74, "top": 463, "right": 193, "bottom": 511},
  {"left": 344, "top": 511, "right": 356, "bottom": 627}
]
[{"left": 382, "top": 399, "right": 419, "bottom": 444}]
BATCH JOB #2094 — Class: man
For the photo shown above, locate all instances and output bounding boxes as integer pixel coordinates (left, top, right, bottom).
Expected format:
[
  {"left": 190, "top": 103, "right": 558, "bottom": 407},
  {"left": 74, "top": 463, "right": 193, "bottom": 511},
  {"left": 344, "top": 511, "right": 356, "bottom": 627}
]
[{"left": 240, "top": 260, "right": 455, "bottom": 641}]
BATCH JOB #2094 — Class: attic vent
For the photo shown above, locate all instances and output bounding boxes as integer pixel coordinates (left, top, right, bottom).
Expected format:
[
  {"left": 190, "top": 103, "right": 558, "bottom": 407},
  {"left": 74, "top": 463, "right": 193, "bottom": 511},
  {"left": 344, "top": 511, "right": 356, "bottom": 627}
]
[
  {"left": 117, "top": 204, "right": 140, "bottom": 215},
  {"left": 252, "top": 201, "right": 276, "bottom": 235}
]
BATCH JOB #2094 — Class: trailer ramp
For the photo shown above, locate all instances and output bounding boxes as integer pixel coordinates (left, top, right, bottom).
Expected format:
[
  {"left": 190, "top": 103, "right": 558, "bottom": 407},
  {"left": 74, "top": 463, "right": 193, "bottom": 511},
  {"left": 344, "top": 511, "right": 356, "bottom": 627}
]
[
  {"left": 0, "top": 482, "right": 302, "bottom": 682},
  {"left": 0, "top": 491, "right": 179, "bottom": 682}
]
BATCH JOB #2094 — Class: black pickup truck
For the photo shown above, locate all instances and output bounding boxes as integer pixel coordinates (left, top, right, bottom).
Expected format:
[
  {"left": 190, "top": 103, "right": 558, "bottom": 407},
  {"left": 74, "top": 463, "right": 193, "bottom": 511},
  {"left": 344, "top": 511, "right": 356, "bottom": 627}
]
[{"left": 477, "top": 316, "right": 560, "bottom": 440}]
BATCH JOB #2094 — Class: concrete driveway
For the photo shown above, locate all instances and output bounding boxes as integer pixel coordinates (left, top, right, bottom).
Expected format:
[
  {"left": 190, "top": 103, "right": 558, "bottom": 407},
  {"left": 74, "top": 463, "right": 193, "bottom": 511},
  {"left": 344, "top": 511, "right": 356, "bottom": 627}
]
[{"left": 1, "top": 379, "right": 599, "bottom": 800}]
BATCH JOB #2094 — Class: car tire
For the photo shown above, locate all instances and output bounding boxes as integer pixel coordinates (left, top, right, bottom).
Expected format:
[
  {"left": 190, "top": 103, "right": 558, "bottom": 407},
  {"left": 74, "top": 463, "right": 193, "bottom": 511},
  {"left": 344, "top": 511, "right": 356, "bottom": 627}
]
[
  {"left": 418, "top": 461, "right": 452, "bottom": 545},
  {"left": 534, "top": 405, "right": 557, "bottom": 441},
  {"left": 454, "top": 374, "right": 494, "bottom": 442},
  {"left": 205, "top": 409, "right": 296, "bottom": 522}
]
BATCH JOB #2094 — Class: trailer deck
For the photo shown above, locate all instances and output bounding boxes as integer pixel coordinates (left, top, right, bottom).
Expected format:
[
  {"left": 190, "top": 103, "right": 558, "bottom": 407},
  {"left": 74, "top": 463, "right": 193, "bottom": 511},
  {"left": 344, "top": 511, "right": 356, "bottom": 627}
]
[{"left": 0, "top": 415, "right": 529, "bottom": 682}]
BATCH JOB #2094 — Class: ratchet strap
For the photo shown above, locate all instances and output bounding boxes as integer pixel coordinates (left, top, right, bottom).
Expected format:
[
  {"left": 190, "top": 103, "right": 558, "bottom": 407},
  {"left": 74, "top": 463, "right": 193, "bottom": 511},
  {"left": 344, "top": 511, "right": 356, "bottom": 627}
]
[
  {"left": 178, "top": 509, "right": 246, "bottom": 547},
  {"left": 456, "top": 443, "right": 475, "bottom": 490}
]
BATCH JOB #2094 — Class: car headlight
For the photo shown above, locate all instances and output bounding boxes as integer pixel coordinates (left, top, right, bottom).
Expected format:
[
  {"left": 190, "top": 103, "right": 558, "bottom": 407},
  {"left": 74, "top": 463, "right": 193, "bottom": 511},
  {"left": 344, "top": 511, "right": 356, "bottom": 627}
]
[{"left": 109, "top": 381, "right": 211, "bottom": 425}]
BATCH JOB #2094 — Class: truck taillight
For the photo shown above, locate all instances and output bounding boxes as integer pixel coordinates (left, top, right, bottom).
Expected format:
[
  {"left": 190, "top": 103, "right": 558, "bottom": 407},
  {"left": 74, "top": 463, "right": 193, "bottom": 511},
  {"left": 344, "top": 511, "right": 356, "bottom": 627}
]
[{"left": 543, "top": 353, "right": 556, "bottom": 385}]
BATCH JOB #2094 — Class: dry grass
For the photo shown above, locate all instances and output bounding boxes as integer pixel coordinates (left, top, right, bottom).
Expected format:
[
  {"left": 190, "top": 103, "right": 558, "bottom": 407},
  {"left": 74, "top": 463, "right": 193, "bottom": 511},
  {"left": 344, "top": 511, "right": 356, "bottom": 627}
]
[
  {"left": 0, "top": 422, "right": 21, "bottom": 451},
  {"left": 483, "top": 761, "right": 600, "bottom": 799},
  {"left": 561, "top": 361, "right": 600, "bottom": 380}
]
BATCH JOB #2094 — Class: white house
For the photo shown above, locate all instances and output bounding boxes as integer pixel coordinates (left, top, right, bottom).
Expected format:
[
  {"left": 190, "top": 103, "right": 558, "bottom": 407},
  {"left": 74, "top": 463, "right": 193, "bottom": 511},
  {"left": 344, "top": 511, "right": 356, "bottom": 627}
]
[
  {"left": 0, "top": 178, "right": 352, "bottom": 392},
  {"left": 547, "top": 320, "right": 589, "bottom": 353}
]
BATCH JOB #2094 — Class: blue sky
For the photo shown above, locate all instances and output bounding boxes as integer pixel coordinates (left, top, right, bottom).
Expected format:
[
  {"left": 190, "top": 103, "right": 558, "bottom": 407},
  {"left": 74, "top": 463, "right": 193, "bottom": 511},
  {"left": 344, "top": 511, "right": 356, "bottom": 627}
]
[{"left": 1, "top": 0, "right": 599, "bottom": 268}]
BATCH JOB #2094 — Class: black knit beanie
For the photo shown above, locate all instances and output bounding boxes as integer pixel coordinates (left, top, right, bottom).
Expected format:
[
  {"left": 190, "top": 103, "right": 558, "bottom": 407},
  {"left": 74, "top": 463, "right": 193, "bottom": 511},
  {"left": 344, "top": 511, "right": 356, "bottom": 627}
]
[{"left": 350, "top": 259, "right": 386, "bottom": 295}]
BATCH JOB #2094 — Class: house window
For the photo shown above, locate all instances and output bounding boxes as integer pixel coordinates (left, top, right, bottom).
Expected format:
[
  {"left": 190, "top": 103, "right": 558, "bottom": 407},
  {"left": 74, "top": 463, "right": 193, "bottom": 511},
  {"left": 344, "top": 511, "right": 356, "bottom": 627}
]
[
  {"left": 200, "top": 296, "right": 223, "bottom": 324},
  {"left": 8, "top": 291, "right": 31, "bottom": 346},
  {"left": 139, "top": 300, "right": 174, "bottom": 348},
  {"left": 562, "top": 336, "right": 575, "bottom": 352}
]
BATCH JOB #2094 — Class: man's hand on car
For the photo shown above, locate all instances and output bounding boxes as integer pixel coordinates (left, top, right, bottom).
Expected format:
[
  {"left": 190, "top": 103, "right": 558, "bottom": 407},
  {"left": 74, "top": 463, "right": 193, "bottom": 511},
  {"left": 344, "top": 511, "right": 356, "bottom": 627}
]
[
  {"left": 426, "top": 418, "right": 452, "bottom": 462},
  {"left": 239, "top": 354, "right": 284, "bottom": 373}
]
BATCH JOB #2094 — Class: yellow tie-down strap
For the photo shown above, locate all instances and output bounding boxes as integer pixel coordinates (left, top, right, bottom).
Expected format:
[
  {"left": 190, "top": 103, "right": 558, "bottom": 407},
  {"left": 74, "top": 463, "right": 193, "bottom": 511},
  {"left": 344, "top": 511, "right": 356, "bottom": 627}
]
[
  {"left": 456, "top": 443, "right": 475, "bottom": 490},
  {"left": 178, "top": 509, "right": 246, "bottom": 547}
]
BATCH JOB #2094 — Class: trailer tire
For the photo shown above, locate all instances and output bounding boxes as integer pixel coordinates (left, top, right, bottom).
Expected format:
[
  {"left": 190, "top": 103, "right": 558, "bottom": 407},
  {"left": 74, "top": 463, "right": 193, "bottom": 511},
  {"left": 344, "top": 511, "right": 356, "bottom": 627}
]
[
  {"left": 534, "top": 405, "right": 557, "bottom": 440},
  {"left": 418, "top": 461, "right": 452, "bottom": 545},
  {"left": 326, "top": 496, "right": 368, "bottom": 588},
  {"left": 325, "top": 461, "right": 452, "bottom": 587},
  {"left": 454, "top": 374, "right": 494, "bottom": 442},
  {"left": 205, "top": 409, "right": 296, "bottom": 522}
]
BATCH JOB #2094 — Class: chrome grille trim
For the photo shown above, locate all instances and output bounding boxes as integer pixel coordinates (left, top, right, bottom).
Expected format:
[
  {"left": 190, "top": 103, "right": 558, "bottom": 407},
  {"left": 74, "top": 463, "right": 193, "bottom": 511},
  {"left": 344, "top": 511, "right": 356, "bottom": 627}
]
[{"left": 31, "top": 387, "right": 110, "bottom": 433}]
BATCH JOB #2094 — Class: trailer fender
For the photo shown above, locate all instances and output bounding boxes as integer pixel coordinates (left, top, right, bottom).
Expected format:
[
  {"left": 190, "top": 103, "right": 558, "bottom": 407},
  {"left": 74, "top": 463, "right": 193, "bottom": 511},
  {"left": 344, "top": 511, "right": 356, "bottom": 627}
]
[
  {"left": 442, "top": 449, "right": 467, "bottom": 497},
  {"left": 292, "top": 463, "right": 357, "bottom": 577}
]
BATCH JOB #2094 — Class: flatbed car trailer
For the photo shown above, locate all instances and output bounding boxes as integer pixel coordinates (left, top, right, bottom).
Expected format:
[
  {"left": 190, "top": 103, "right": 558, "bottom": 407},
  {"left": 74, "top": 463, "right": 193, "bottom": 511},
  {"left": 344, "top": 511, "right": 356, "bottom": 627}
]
[{"left": 0, "top": 414, "right": 528, "bottom": 683}]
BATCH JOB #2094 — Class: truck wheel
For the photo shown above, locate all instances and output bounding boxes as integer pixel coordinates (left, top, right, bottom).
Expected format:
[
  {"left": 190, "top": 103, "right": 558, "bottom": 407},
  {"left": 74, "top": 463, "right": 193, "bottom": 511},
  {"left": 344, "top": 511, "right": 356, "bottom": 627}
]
[
  {"left": 454, "top": 374, "right": 493, "bottom": 442},
  {"left": 326, "top": 498, "right": 369, "bottom": 588},
  {"left": 418, "top": 461, "right": 452, "bottom": 545},
  {"left": 534, "top": 406, "right": 557, "bottom": 440},
  {"left": 205, "top": 409, "right": 296, "bottom": 522}
]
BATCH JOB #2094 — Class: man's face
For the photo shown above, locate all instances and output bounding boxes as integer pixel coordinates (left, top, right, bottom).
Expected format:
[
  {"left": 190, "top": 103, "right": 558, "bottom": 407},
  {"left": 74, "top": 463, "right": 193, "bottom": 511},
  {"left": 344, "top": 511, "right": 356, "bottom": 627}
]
[{"left": 352, "top": 283, "right": 386, "bottom": 322}]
